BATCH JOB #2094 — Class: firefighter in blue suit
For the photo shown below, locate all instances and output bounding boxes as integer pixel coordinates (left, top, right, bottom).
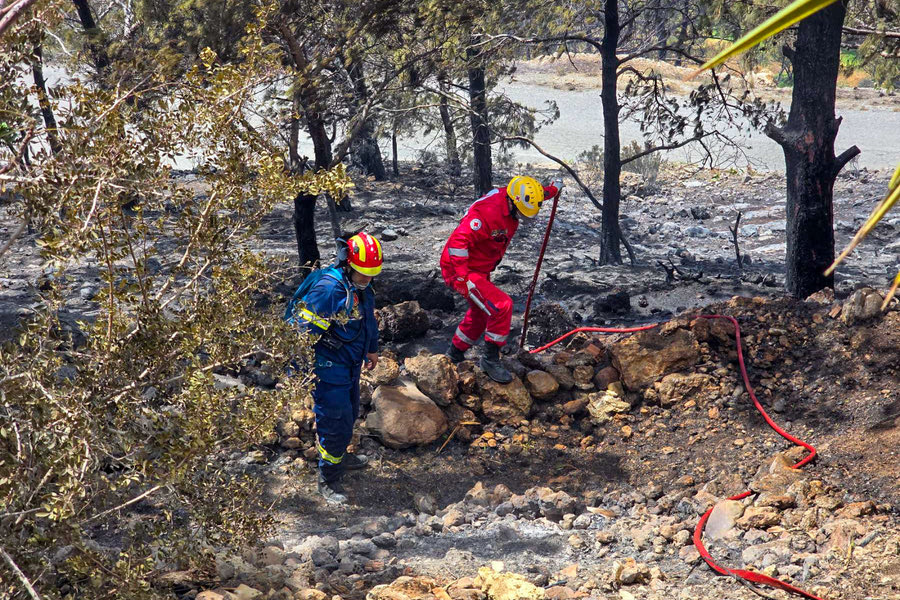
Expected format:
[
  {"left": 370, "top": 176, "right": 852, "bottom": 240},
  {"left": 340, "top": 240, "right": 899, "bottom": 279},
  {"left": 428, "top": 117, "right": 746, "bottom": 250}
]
[{"left": 294, "top": 232, "right": 383, "bottom": 504}]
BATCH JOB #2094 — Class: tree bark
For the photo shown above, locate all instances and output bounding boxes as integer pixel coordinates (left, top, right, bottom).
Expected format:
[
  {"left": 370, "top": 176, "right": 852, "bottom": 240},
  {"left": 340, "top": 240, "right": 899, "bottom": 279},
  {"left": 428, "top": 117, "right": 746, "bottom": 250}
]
[
  {"left": 599, "top": 0, "right": 623, "bottom": 265},
  {"left": 294, "top": 193, "right": 320, "bottom": 269},
  {"left": 72, "top": 0, "right": 110, "bottom": 75},
  {"left": 288, "top": 89, "right": 303, "bottom": 173},
  {"left": 347, "top": 60, "right": 386, "bottom": 180},
  {"left": 391, "top": 126, "right": 399, "bottom": 176},
  {"left": 468, "top": 35, "right": 492, "bottom": 197},
  {"left": 439, "top": 76, "right": 461, "bottom": 177},
  {"left": 31, "top": 40, "right": 61, "bottom": 156},
  {"left": 767, "top": 0, "right": 859, "bottom": 298}
]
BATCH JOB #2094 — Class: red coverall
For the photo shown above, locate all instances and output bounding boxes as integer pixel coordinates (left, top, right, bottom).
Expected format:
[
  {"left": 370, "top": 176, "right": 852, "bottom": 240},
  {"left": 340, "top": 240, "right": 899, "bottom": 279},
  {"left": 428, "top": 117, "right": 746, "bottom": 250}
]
[{"left": 440, "top": 184, "right": 558, "bottom": 350}]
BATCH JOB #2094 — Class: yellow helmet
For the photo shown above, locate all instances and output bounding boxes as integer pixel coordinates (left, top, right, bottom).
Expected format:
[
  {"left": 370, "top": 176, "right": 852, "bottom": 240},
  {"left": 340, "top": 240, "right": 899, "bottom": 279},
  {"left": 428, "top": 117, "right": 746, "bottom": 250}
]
[{"left": 507, "top": 176, "right": 544, "bottom": 218}]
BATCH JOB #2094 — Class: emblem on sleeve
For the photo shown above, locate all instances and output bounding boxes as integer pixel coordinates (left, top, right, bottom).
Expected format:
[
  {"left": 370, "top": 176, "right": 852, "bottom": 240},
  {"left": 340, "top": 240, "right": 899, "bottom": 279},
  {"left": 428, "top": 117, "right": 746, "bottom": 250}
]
[{"left": 470, "top": 218, "right": 482, "bottom": 231}]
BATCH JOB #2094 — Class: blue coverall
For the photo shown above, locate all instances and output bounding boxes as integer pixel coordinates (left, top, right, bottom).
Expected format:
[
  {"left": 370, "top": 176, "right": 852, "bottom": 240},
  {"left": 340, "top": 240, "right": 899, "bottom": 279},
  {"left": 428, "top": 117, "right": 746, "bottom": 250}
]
[{"left": 298, "top": 270, "right": 378, "bottom": 484}]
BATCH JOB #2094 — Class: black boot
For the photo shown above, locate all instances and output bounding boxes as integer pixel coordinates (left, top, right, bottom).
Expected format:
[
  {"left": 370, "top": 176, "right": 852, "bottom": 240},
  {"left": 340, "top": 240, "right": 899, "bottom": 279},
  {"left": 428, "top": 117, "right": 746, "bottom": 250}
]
[
  {"left": 481, "top": 342, "right": 512, "bottom": 384},
  {"left": 342, "top": 453, "right": 369, "bottom": 470},
  {"left": 446, "top": 343, "right": 466, "bottom": 363},
  {"left": 317, "top": 474, "right": 347, "bottom": 505}
]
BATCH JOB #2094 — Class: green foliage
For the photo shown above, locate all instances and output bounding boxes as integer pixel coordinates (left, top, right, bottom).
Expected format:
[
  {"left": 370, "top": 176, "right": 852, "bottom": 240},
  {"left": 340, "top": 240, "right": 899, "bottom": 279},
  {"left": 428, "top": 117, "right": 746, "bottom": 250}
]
[{"left": 0, "top": 5, "right": 346, "bottom": 598}]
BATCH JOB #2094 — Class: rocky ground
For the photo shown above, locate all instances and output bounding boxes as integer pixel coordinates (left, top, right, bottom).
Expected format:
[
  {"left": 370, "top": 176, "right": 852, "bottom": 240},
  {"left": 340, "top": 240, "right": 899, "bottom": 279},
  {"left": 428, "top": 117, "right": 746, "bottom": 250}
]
[
  {"left": 192, "top": 291, "right": 900, "bottom": 600},
  {"left": 3, "top": 163, "right": 900, "bottom": 600}
]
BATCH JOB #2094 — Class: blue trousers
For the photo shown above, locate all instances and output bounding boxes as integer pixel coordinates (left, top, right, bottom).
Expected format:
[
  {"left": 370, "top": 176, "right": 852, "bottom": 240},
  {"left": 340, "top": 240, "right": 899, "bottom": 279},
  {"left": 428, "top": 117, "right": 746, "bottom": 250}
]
[{"left": 312, "top": 360, "right": 361, "bottom": 484}]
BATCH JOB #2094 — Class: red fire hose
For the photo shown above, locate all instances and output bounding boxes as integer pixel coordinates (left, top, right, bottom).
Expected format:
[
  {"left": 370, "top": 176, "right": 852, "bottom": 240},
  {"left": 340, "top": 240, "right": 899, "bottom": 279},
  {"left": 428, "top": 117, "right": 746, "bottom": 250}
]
[{"left": 520, "top": 202, "right": 823, "bottom": 599}]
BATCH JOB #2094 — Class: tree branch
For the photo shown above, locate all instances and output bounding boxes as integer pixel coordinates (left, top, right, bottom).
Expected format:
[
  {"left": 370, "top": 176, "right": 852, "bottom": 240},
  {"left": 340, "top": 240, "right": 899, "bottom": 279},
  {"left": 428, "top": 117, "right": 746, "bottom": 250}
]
[
  {"left": 843, "top": 25, "right": 900, "bottom": 39},
  {"left": 498, "top": 135, "right": 603, "bottom": 213},
  {"left": 0, "top": 546, "right": 42, "bottom": 600},
  {"left": 0, "top": 0, "right": 39, "bottom": 38},
  {"left": 833, "top": 145, "right": 861, "bottom": 177}
]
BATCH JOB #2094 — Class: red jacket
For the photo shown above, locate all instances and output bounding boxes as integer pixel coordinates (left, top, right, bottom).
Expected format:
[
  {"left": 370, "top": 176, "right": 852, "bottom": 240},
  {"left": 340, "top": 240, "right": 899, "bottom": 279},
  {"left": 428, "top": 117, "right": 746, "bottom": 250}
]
[{"left": 440, "top": 185, "right": 558, "bottom": 280}]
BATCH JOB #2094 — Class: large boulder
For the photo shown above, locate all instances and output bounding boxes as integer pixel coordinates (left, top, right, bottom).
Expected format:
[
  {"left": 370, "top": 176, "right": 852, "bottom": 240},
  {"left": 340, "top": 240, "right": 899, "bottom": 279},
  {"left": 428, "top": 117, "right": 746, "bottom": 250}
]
[
  {"left": 376, "top": 301, "right": 429, "bottom": 342},
  {"left": 404, "top": 353, "right": 459, "bottom": 406},
  {"left": 477, "top": 372, "right": 533, "bottom": 424},
  {"left": 366, "top": 380, "right": 448, "bottom": 449},
  {"left": 609, "top": 325, "right": 700, "bottom": 390},
  {"left": 524, "top": 370, "right": 559, "bottom": 401}
]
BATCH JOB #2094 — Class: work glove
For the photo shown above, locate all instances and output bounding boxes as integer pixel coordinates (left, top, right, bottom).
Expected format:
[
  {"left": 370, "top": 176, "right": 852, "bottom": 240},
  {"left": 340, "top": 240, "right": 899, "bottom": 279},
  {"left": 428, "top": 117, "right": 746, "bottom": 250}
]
[
  {"left": 452, "top": 275, "right": 469, "bottom": 297},
  {"left": 550, "top": 178, "right": 564, "bottom": 198}
]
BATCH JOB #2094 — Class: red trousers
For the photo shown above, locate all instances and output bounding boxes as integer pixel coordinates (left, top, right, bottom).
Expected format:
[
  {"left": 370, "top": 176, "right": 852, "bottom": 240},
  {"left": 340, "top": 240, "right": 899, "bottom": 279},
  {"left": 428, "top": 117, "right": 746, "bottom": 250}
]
[{"left": 443, "top": 271, "right": 513, "bottom": 349}]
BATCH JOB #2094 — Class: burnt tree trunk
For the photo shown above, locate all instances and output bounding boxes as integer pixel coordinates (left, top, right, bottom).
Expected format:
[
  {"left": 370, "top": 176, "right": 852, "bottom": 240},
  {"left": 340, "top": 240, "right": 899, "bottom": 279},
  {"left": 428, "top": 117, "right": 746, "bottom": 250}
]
[
  {"left": 439, "top": 76, "right": 461, "bottom": 176},
  {"left": 468, "top": 36, "right": 492, "bottom": 197},
  {"left": 766, "top": 0, "right": 859, "bottom": 298},
  {"left": 72, "top": 0, "right": 110, "bottom": 75},
  {"left": 347, "top": 60, "right": 386, "bottom": 180},
  {"left": 391, "top": 126, "right": 399, "bottom": 177},
  {"left": 599, "top": 0, "right": 623, "bottom": 265},
  {"left": 294, "top": 192, "right": 320, "bottom": 270},
  {"left": 31, "top": 40, "right": 61, "bottom": 155}
]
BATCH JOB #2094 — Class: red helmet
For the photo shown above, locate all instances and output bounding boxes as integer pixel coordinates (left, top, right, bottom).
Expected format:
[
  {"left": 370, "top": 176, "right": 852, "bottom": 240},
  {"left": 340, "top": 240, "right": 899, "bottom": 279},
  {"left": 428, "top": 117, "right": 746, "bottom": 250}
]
[{"left": 346, "top": 232, "right": 383, "bottom": 276}]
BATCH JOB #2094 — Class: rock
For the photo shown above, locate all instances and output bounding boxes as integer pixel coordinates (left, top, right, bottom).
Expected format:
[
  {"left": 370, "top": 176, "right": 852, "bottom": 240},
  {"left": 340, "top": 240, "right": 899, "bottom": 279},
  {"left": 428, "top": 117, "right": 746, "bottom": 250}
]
[
  {"left": 443, "top": 509, "right": 466, "bottom": 528},
  {"left": 737, "top": 507, "right": 781, "bottom": 530},
  {"left": 586, "top": 391, "right": 631, "bottom": 425},
  {"left": 613, "top": 558, "right": 650, "bottom": 585},
  {"left": 609, "top": 326, "right": 700, "bottom": 390},
  {"left": 544, "top": 365, "right": 575, "bottom": 391},
  {"left": 595, "top": 291, "right": 631, "bottom": 315},
  {"left": 477, "top": 372, "right": 533, "bottom": 424},
  {"left": 690, "top": 206, "right": 712, "bottom": 220},
  {"left": 562, "top": 397, "right": 588, "bottom": 415},
  {"left": 690, "top": 317, "right": 735, "bottom": 346},
  {"left": 296, "top": 590, "right": 328, "bottom": 600},
  {"left": 476, "top": 567, "right": 545, "bottom": 600},
  {"left": 525, "top": 370, "right": 559, "bottom": 400},
  {"left": 366, "top": 380, "right": 448, "bottom": 448},
  {"left": 196, "top": 592, "right": 226, "bottom": 600},
  {"left": 259, "top": 545, "right": 285, "bottom": 566},
  {"left": 404, "top": 354, "right": 459, "bottom": 406},
  {"left": 364, "top": 355, "right": 401, "bottom": 387},
  {"left": 414, "top": 493, "right": 438, "bottom": 515},
  {"left": 706, "top": 500, "right": 745, "bottom": 540},
  {"left": 377, "top": 301, "right": 429, "bottom": 342},
  {"left": 523, "top": 302, "right": 576, "bottom": 348},
  {"left": 376, "top": 274, "right": 456, "bottom": 311},
  {"left": 231, "top": 584, "right": 263, "bottom": 600},
  {"left": 593, "top": 366, "right": 619, "bottom": 390},
  {"left": 381, "top": 228, "right": 399, "bottom": 241},
  {"left": 653, "top": 373, "right": 718, "bottom": 408},
  {"left": 679, "top": 545, "right": 701, "bottom": 564},
  {"left": 840, "top": 288, "right": 883, "bottom": 324},
  {"left": 367, "top": 576, "right": 440, "bottom": 600}
]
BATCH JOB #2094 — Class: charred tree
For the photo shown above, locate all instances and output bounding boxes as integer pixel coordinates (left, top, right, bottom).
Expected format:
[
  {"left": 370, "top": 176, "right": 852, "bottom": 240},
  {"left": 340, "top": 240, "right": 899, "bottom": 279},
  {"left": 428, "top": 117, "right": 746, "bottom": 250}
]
[
  {"left": 439, "top": 76, "right": 462, "bottom": 177},
  {"left": 765, "top": 0, "right": 860, "bottom": 298},
  {"left": 72, "top": 0, "right": 110, "bottom": 75},
  {"left": 347, "top": 60, "right": 386, "bottom": 180},
  {"left": 599, "top": 0, "right": 623, "bottom": 265},
  {"left": 468, "top": 35, "right": 493, "bottom": 197},
  {"left": 31, "top": 40, "right": 61, "bottom": 155}
]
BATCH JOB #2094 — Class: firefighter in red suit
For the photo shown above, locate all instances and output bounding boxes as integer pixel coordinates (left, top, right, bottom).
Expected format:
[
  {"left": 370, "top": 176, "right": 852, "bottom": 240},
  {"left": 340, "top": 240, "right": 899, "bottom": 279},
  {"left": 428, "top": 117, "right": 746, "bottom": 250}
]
[{"left": 440, "top": 176, "right": 561, "bottom": 383}]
